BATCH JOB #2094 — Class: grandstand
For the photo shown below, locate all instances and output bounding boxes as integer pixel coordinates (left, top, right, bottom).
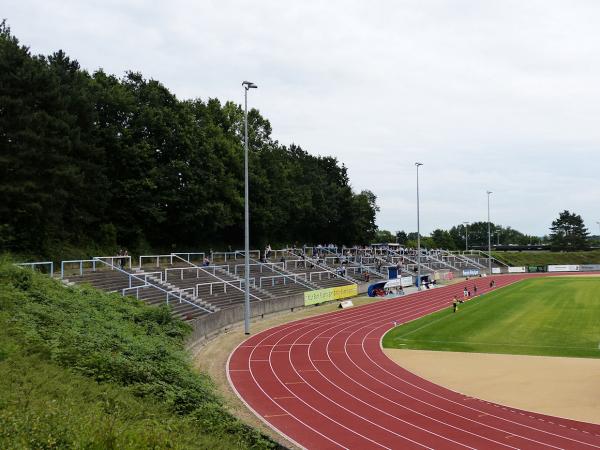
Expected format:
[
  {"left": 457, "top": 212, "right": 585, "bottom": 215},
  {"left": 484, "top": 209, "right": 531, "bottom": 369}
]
[{"left": 16, "top": 245, "right": 513, "bottom": 325}]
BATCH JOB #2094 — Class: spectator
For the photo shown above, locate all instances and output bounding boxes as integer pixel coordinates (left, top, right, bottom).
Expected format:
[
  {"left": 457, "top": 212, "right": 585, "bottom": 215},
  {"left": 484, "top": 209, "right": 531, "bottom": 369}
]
[{"left": 119, "top": 249, "right": 128, "bottom": 269}]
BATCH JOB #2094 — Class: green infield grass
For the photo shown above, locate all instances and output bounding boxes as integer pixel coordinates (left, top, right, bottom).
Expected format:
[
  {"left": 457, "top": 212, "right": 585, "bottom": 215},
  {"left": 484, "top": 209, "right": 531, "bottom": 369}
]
[{"left": 382, "top": 277, "right": 600, "bottom": 358}]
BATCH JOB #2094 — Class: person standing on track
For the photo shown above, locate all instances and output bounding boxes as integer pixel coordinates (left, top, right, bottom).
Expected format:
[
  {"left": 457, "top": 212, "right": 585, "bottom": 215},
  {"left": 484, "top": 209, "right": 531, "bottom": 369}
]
[
  {"left": 473, "top": 285, "right": 478, "bottom": 296},
  {"left": 452, "top": 297, "right": 458, "bottom": 313}
]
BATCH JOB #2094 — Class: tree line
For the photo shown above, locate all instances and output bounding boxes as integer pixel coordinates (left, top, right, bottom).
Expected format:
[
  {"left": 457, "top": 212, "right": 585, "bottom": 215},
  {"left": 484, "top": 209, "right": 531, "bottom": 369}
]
[
  {"left": 375, "top": 210, "right": 595, "bottom": 252},
  {"left": 0, "top": 22, "right": 378, "bottom": 259}
]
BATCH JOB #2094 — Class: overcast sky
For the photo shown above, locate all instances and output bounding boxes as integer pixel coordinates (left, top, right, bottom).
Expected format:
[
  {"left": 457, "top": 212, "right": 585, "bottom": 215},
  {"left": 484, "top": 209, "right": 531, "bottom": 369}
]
[{"left": 4, "top": 0, "right": 600, "bottom": 236}]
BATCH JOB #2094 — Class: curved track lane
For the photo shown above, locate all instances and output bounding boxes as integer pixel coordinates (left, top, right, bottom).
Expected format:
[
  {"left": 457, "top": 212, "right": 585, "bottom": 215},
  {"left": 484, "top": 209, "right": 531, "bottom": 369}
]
[{"left": 228, "top": 274, "right": 600, "bottom": 449}]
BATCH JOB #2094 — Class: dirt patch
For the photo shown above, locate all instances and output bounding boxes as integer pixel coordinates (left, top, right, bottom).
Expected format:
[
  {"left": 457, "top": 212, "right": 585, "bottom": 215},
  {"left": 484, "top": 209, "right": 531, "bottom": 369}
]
[
  {"left": 191, "top": 296, "right": 383, "bottom": 449},
  {"left": 383, "top": 349, "right": 600, "bottom": 424}
]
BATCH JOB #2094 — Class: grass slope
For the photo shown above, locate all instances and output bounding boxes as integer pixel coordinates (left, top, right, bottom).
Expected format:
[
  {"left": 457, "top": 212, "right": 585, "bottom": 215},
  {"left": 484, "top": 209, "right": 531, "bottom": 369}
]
[
  {"left": 383, "top": 277, "right": 600, "bottom": 358},
  {"left": 492, "top": 250, "right": 600, "bottom": 266},
  {"left": 0, "top": 260, "right": 277, "bottom": 449}
]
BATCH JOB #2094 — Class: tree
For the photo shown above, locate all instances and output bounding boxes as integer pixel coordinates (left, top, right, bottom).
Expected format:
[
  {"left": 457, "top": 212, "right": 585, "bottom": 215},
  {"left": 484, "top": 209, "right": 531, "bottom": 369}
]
[
  {"left": 395, "top": 230, "right": 408, "bottom": 245},
  {"left": 0, "top": 23, "right": 381, "bottom": 257},
  {"left": 430, "top": 229, "right": 456, "bottom": 250},
  {"left": 373, "top": 229, "right": 395, "bottom": 244},
  {"left": 549, "top": 210, "right": 589, "bottom": 251}
]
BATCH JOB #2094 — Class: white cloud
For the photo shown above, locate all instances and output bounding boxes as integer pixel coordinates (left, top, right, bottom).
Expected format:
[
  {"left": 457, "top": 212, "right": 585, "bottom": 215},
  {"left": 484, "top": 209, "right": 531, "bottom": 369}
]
[{"left": 4, "top": 0, "right": 600, "bottom": 235}]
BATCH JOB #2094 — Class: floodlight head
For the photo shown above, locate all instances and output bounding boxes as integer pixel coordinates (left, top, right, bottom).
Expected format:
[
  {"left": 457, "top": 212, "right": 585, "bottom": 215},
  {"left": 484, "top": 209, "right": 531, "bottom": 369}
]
[
  {"left": 242, "top": 81, "right": 258, "bottom": 89},
  {"left": 415, "top": 162, "right": 423, "bottom": 167},
  {"left": 487, "top": 190, "right": 493, "bottom": 195}
]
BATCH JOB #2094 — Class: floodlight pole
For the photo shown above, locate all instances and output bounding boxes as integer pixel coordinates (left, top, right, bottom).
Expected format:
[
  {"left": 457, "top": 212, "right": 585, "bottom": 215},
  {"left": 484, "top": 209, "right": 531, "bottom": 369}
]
[
  {"left": 415, "top": 162, "right": 423, "bottom": 289},
  {"left": 243, "top": 80, "right": 257, "bottom": 335},
  {"left": 463, "top": 221, "right": 469, "bottom": 251},
  {"left": 487, "top": 191, "right": 493, "bottom": 275},
  {"left": 596, "top": 221, "right": 600, "bottom": 237}
]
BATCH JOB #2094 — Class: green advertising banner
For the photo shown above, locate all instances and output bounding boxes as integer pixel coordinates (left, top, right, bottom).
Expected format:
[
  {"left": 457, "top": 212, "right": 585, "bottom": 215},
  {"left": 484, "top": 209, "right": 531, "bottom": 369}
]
[{"left": 304, "top": 284, "right": 358, "bottom": 306}]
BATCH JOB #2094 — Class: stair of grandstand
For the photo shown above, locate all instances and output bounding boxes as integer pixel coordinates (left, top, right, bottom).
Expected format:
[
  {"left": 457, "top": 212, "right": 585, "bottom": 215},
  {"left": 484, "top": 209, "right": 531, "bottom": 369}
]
[
  {"left": 273, "top": 253, "right": 360, "bottom": 287},
  {"left": 283, "top": 264, "right": 355, "bottom": 288},
  {"left": 63, "top": 268, "right": 211, "bottom": 321},
  {"left": 234, "top": 262, "right": 316, "bottom": 297},
  {"left": 139, "top": 258, "right": 268, "bottom": 311},
  {"left": 162, "top": 264, "right": 269, "bottom": 309}
]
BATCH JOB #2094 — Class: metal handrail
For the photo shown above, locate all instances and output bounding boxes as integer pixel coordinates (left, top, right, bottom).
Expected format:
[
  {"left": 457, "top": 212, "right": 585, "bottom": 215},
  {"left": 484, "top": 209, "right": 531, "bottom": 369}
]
[
  {"left": 309, "top": 270, "right": 335, "bottom": 281},
  {"left": 171, "top": 252, "right": 205, "bottom": 263},
  {"left": 122, "top": 284, "right": 151, "bottom": 299},
  {"left": 95, "top": 255, "right": 132, "bottom": 270},
  {"left": 387, "top": 249, "right": 435, "bottom": 273},
  {"left": 138, "top": 254, "right": 173, "bottom": 268},
  {"left": 195, "top": 278, "right": 256, "bottom": 296},
  {"left": 60, "top": 259, "right": 97, "bottom": 278},
  {"left": 472, "top": 250, "right": 510, "bottom": 267},
  {"left": 171, "top": 254, "right": 263, "bottom": 301},
  {"left": 234, "top": 249, "right": 261, "bottom": 259},
  {"left": 286, "top": 250, "right": 356, "bottom": 284},
  {"left": 15, "top": 261, "right": 54, "bottom": 278},
  {"left": 92, "top": 258, "right": 212, "bottom": 313},
  {"left": 259, "top": 273, "right": 307, "bottom": 288},
  {"left": 246, "top": 255, "right": 317, "bottom": 290},
  {"left": 137, "top": 271, "right": 164, "bottom": 285},
  {"left": 439, "top": 249, "right": 486, "bottom": 270},
  {"left": 233, "top": 262, "right": 285, "bottom": 275},
  {"left": 164, "top": 265, "right": 232, "bottom": 281}
]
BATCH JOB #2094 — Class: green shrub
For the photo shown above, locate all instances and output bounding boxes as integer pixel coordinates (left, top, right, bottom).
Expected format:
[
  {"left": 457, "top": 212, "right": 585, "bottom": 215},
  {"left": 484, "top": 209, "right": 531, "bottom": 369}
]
[{"left": 0, "top": 260, "right": 277, "bottom": 449}]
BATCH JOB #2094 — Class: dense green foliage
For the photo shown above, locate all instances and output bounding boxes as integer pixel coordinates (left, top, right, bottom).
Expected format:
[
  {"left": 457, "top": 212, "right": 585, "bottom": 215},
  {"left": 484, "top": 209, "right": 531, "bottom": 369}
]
[
  {"left": 549, "top": 210, "right": 590, "bottom": 251},
  {"left": 0, "top": 22, "right": 378, "bottom": 260},
  {"left": 373, "top": 229, "right": 396, "bottom": 243},
  {"left": 388, "top": 222, "right": 544, "bottom": 250},
  {"left": 382, "top": 277, "right": 600, "bottom": 358},
  {"left": 491, "top": 250, "right": 600, "bottom": 266},
  {"left": 0, "top": 260, "right": 277, "bottom": 449},
  {"left": 387, "top": 212, "right": 597, "bottom": 251}
]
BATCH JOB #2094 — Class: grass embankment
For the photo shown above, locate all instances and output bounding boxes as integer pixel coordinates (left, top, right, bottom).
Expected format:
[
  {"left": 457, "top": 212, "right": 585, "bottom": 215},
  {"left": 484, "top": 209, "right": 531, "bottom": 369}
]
[
  {"left": 492, "top": 250, "right": 600, "bottom": 266},
  {"left": 0, "top": 261, "right": 277, "bottom": 449},
  {"left": 382, "top": 277, "right": 600, "bottom": 358}
]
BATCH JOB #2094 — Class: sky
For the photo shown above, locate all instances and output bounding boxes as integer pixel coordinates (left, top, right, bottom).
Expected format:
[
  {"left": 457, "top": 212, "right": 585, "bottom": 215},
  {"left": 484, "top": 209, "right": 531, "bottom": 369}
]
[{"left": 4, "top": 0, "right": 600, "bottom": 237}]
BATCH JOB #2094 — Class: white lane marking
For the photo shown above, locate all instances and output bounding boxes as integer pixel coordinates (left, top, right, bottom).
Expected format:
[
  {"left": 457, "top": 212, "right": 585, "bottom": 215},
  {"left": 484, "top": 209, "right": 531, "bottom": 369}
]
[
  {"left": 289, "top": 313, "right": 481, "bottom": 448},
  {"left": 229, "top": 275, "right": 600, "bottom": 449},
  {"left": 279, "top": 281, "right": 527, "bottom": 448}
]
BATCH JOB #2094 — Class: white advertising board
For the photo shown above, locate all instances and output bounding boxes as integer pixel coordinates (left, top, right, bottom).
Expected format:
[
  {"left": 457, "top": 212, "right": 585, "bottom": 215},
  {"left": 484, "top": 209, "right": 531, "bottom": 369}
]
[
  {"left": 387, "top": 276, "right": 414, "bottom": 288},
  {"left": 492, "top": 267, "right": 501, "bottom": 274},
  {"left": 547, "top": 265, "right": 580, "bottom": 272},
  {"left": 401, "top": 276, "right": 414, "bottom": 287},
  {"left": 508, "top": 266, "right": 526, "bottom": 273}
]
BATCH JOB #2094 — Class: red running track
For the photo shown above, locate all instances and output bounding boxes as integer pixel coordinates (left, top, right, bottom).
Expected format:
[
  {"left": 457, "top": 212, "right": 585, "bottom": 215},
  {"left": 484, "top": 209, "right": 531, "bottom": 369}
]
[{"left": 228, "top": 274, "right": 600, "bottom": 449}]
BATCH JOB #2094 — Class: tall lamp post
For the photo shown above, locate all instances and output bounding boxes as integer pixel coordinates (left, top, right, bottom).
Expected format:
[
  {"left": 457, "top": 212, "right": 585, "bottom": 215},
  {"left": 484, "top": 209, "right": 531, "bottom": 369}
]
[
  {"left": 596, "top": 221, "right": 600, "bottom": 237},
  {"left": 242, "top": 80, "right": 257, "bottom": 335},
  {"left": 415, "top": 162, "right": 423, "bottom": 289},
  {"left": 487, "top": 190, "right": 493, "bottom": 275},
  {"left": 463, "top": 221, "right": 469, "bottom": 251}
]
